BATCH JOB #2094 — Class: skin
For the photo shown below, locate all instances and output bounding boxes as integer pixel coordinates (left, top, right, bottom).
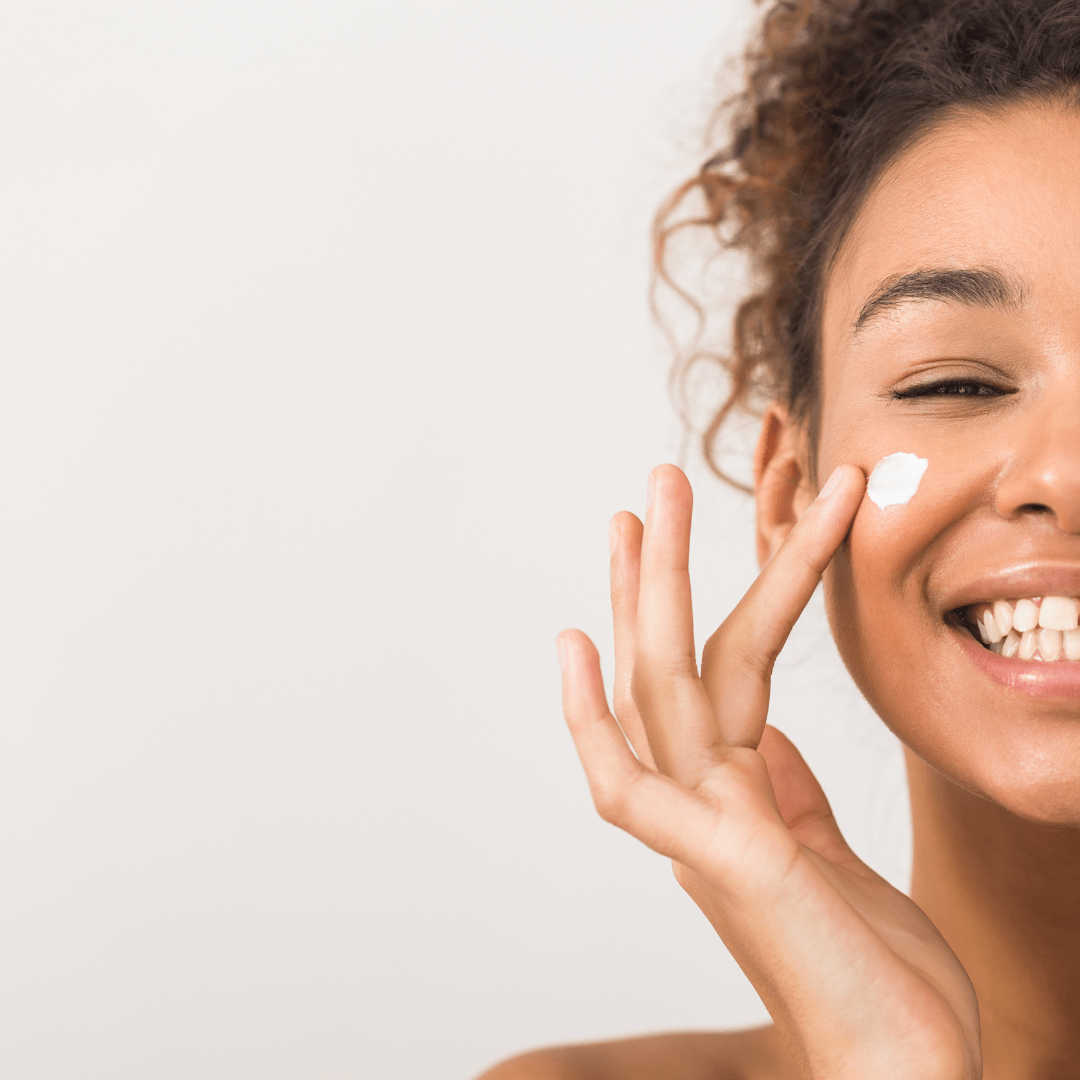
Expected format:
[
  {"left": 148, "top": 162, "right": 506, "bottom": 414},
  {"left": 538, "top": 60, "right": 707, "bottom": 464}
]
[{"left": 477, "top": 99, "right": 1080, "bottom": 1079}]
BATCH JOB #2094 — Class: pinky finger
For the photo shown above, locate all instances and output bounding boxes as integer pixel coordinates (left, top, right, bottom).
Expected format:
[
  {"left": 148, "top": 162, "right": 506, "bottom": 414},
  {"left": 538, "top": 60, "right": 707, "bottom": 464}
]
[
  {"left": 558, "top": 629, "right": 641, "bottom": 811},
  {"left": 557, "top": 630, "right": 716, "bottom": 863}
]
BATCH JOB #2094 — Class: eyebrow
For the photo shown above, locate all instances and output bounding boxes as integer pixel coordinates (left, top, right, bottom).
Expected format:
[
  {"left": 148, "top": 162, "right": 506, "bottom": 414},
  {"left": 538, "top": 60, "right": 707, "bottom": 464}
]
[{"left": 852, "top": 266, "right": 1024, "bottom": 334}]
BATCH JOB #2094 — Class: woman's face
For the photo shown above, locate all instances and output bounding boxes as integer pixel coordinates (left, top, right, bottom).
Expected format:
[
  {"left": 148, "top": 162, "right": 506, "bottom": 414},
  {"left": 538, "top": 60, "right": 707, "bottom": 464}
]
[{"left": 815, "top": 99, "right": 1080, "bottom": 823}]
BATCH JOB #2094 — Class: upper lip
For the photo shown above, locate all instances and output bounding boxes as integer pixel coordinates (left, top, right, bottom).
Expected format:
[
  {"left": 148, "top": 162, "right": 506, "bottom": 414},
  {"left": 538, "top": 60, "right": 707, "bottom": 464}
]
[{"left": 938, "top": 563, "right": 1080, "bottom": 615}]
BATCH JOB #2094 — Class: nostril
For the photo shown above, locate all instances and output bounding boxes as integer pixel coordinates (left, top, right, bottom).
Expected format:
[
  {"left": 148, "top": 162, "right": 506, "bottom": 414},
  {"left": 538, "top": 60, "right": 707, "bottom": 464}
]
[{"left": 1016, "top": 502, "right": 1054, "bottom": 515}]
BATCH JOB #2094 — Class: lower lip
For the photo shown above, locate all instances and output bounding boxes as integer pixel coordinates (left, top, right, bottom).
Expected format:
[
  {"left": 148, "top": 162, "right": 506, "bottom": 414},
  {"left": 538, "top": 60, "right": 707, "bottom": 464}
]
[{"left": 954, "top": 625, "right": 1080, "bottom": 698}]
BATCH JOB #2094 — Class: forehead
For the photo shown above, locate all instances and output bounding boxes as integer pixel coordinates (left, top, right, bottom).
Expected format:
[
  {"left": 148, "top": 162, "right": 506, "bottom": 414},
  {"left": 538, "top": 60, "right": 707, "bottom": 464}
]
[{"left": 823, "top": 100, "right": 1080, "bottom": 345}]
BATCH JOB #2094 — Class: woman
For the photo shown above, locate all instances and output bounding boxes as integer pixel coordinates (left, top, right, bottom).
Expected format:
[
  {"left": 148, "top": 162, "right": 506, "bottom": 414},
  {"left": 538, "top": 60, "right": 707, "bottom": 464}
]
[{"left": 481, "top": 1, "right": 1080, "bottom": 1076}]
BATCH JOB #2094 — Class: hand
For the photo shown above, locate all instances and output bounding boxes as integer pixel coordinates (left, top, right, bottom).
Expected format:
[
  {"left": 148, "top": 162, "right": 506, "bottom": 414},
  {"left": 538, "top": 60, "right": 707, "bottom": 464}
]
[{"left": 557, "top": 464, "right": 980, "bottom": 1080}]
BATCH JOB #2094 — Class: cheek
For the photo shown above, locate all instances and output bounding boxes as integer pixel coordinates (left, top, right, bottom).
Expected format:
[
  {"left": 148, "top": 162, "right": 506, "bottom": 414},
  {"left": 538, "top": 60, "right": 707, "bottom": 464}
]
[
  {"left": 820, "top": 449, "right": 988, "bottom": 719},
  {"left": 817, "top": 445, "right": 1080, "bottom": 819},
  {"left": 851, "top": 451, "right": 982, "bottom": 573},
  {"left": 827, "top": 447, "right": 987, "bottom": 601}
]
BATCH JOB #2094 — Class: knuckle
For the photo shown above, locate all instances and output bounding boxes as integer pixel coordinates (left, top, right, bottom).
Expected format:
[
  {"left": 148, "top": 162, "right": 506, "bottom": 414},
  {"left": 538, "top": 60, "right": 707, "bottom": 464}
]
[
  {"left": 742, "top": 638, "right": 778, "bottom": 681},
  {"left": 705, "top": 605, "right": 792, "bottom": 686},
  {"left": 591, "top": 781, "right": 628, "bottom": 826},
  {"left": 631, "top": 646, "right": 698, "bottom": 691},
  {"left": 793, "top": 542, "right": 828, "bottom": 579},
  {"left": 714, "top": 636, "right": 775, "bottom": 685},
  {"left": 591, "top": 764, "right": 647, "bottom": 827}
]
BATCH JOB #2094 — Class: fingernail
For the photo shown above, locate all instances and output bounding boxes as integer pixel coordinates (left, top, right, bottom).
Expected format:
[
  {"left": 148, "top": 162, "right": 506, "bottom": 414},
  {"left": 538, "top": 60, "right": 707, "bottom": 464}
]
[
  {"left": 608, "top": 517, "right": 620, "bottom": 555},
  {"left": 556, "top": 635, "right": 568, "bottom": 672},
  {"left": 646, "top": 471, "right": 655, "bottom": 512},
  {"left": 816, "top": 466, "right": 844, "bottom": 502}
]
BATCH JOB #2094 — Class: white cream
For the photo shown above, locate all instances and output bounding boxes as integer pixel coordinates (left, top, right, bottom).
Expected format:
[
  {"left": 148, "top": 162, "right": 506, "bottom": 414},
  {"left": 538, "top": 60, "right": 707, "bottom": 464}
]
[{"left": 866, "top": 451, "right": 928, "bottom": 510}]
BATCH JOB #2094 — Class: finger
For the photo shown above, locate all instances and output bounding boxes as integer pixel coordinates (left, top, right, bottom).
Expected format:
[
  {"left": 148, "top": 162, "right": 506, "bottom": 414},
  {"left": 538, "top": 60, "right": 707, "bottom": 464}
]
[
  {"left": 632, "top": 465, "right": 725, "bottom": 784},
  {"left": 557, "top": 628, "right": 726, "bottom": 863},
  {"left": 757, "top": 726, "right": 854, "bottom": 864},
  {"left": 701, "top": 464, "right": 865, "bottom": 746},
  {"left": 608, "top": 511, "right": 655, "bottom": 768}
]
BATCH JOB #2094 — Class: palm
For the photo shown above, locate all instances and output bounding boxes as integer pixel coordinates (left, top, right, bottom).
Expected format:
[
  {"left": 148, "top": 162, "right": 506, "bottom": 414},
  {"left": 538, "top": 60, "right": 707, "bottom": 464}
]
[{"left": 558, "top": 465, "right": 980, "bottom": 1079}]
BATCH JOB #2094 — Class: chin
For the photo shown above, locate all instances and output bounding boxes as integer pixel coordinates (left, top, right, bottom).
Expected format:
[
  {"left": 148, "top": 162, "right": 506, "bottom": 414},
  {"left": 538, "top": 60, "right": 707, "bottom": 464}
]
[
  {"left": 955, "top": 737, "right": 1080, "bottom": 827},
  {"left": 828, "top": 588, "right": 1080, "bottom": 830}
]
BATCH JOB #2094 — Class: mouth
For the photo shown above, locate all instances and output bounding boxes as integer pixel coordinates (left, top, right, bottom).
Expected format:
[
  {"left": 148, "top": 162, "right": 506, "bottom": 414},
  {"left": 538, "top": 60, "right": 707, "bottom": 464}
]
[
  {"left": 938, "top": 569, "right": 1080, "bottom": 697},
  {"left": 957, "top": 595, "right": 1080, "bottom": 662}
]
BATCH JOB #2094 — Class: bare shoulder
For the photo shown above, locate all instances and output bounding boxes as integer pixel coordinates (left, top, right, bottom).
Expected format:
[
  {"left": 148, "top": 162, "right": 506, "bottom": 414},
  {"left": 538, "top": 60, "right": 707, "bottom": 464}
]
[{"left": 474, "top": 1025, "right": 797, "bottom": 1080}]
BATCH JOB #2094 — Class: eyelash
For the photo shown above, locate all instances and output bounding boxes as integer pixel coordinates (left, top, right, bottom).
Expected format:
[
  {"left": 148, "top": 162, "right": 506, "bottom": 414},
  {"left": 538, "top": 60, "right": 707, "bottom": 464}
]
[{"left": 890, "top": 379, "right": 1010, "bottom": 400}]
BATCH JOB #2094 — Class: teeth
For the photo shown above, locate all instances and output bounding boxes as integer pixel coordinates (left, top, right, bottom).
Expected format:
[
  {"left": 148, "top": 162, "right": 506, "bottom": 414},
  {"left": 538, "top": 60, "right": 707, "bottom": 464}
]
[
  {"left": 965, "top": 595, "right": 1080, "bottom": 661},
  {"left": 982, "top": 608, "right": 1002, "bottom": 643},
  {"left": 993, "top": 599, "right": 1014, "bottom": 637},
  {"left": 1038, "top": 627, "right": 1063, "bottom": 661},
  {"left": 1013, "top": 598, "right": 1039, "bottom": 632},
  {"left": 1039, "top": 596, "right": 1079, "bottom": 630}
]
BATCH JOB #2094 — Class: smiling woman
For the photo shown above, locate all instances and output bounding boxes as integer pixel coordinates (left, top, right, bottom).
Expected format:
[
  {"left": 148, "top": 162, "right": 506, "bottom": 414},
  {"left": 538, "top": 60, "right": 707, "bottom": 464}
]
[{"left": 478, "top": 1, "right": 1080, "bottom": 1079}]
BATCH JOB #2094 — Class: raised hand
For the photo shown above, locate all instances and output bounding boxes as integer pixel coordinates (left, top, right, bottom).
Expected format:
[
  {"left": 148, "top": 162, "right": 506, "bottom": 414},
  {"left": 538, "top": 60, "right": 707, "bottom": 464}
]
[{"left": 557, "top": 464, "right": 980, "bottom": 1080}]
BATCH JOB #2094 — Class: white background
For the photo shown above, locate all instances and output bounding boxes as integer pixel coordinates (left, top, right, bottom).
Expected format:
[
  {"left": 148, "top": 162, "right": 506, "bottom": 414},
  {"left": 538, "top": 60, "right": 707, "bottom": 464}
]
[{"left": 0, "top": 2, "right": 910, "bottom": 1078}]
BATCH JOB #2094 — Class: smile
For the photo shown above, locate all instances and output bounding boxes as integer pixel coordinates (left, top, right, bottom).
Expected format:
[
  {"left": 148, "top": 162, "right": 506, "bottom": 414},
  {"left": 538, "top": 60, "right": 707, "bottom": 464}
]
[{"left": 961, "top": 597, "right": 1080, "bottom": 662}]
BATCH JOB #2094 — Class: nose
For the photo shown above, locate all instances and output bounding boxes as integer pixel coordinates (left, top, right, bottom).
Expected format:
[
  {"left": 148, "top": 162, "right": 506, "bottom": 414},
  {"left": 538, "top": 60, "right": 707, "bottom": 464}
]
[{"left": 994, "top": 391, "right": 1080, "bottom": 534}]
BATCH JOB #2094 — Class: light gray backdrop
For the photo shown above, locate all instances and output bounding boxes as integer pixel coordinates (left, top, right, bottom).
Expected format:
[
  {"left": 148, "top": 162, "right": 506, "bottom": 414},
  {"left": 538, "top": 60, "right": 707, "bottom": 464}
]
[{"left": 0, "top": 2, "right": 909, "bottom": 1078}]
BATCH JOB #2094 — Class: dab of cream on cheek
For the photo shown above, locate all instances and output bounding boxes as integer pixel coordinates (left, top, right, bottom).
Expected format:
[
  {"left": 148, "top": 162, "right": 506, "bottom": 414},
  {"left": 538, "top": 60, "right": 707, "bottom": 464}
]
[{"left": 866, "top": 452, "right": 929, "bottom": 510}]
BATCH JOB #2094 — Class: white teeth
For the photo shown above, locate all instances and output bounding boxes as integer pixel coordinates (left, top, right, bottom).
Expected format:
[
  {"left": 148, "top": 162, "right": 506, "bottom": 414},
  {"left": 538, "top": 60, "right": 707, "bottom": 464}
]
[
  {"left": 967, "top": 596, "right": 1080, "bottom": 660},
  {"left": 993, "top": 599, "right": 1014, "bottom": 638},
  {"left": 1038, "top": 627, "right": 1063, "bottom": 661},
  {"left": 1013, "top": 598, "right": 1040, "bottom": 632},
  {"left": 981, "top": 608, "right": 1003, "bottom": 643},
  {"left": 1038, "top": 595, "right": 1079, "bottom": 631}
]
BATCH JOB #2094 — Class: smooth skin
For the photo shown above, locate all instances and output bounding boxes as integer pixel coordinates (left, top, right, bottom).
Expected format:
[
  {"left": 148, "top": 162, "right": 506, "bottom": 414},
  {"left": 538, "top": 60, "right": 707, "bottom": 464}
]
[
  {"left": 563, "top": 462, "right": 978, "bottom": 1079},
  {"left": 478, "top": 99, "right": 1080, "bottom": 1079}
]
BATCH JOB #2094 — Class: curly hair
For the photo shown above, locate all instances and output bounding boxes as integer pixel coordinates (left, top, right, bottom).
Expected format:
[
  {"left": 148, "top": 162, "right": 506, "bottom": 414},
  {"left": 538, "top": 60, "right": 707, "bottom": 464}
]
[{"left": 656, "top": 0, "right": 1080, "bottom": 489}]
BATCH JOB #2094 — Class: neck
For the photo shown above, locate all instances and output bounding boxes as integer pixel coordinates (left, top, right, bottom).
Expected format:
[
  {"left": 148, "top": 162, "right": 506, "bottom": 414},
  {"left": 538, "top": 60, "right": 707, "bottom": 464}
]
[{"left": 906, "top": 750, "right": 1080, "bottom": 1078}]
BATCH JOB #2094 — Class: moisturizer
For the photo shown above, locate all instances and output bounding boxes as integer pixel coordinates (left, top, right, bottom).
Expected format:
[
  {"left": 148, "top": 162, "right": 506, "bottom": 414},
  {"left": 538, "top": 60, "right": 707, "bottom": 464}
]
[{"left": 866, "top": 451, "right": 928, "bottom": 510}]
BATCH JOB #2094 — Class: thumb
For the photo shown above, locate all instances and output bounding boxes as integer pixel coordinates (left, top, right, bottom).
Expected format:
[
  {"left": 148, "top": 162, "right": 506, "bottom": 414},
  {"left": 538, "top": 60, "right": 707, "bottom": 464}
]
[{"left": 758, "top": 725, "right": 854, "bottom": 865}]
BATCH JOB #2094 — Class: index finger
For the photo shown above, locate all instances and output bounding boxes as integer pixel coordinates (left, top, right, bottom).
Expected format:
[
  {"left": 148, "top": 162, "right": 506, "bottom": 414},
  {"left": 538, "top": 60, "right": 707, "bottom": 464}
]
[{"left": 700, "top": 464, "right": 865, "bottom": 747}]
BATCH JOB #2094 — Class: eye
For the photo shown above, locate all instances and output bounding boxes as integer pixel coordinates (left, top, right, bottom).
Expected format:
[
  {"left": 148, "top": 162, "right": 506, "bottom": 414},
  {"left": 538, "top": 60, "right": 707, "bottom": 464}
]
[{"left": 890, "top": 378, "right": 1011, "bottom": 400}]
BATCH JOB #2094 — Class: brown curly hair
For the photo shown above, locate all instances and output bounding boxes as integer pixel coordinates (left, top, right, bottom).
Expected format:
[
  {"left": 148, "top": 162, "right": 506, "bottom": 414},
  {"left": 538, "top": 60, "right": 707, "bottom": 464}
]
[{"left": 656, "top": 0, "right": 1080, "bottom": 489}]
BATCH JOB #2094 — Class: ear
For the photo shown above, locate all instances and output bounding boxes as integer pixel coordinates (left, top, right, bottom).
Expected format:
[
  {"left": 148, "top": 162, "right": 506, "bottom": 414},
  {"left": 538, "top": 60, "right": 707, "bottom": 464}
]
[{"left": 753, "top": 403, "right": 815, "bottom": 569}]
